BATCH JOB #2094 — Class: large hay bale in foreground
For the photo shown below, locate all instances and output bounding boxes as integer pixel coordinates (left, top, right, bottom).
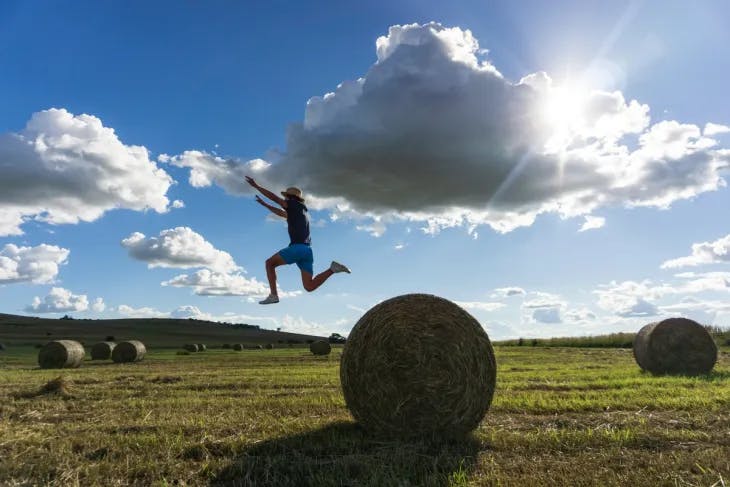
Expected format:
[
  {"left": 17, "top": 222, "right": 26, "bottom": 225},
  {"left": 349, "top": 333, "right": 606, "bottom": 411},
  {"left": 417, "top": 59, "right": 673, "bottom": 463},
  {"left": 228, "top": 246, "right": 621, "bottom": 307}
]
[
  {"left": 184, "top": 344, "right": 199, "bottom": 352},
  {"left": 310, "top": 340, "right": 331, "bottom": 356},
  {"left": 633, "top": 318, "right": 717, "bottom": 375},
  {"left": 233, "top": 343, "right": 244, "bottom": 351},
  {"left": 112, "top": 340, "right": 146, "bottom": 363},
  {"left": 198, "top": 344, "right": 207, "bottom": 352},
  {"left": 38, "top": 340, "right": 85, "bottom": 369},
  {"left": 340, "top": 294, "right": 497, "bottom": 438},
  {"left": 90, "top": 341, "right": 116, "bottom": 360}
]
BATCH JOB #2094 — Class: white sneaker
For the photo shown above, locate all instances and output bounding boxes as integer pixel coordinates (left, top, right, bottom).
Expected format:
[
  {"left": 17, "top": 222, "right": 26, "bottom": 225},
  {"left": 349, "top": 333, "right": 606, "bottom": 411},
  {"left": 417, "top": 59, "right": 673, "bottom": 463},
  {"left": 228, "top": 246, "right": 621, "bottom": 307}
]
[
  {"left": 330, "top": 261, "right": 351, "bottom": 274},
  {"left": 259, "top": 294, "right": 279, "bottom": 305}
]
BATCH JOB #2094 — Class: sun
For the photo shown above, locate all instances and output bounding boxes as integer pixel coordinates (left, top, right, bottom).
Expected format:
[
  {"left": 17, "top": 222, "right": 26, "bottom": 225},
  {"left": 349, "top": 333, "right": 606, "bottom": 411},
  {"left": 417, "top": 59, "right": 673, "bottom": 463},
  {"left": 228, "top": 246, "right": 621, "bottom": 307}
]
[{"left": 540, "top": 82, "right": 591, "bottom": 153}]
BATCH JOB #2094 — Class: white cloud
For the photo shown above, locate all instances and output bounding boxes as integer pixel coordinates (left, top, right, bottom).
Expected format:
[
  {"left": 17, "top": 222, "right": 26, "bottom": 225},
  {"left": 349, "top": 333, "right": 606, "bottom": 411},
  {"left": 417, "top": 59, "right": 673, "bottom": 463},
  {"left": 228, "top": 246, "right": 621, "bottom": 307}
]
[
  {"left": 454, "top": 300, "right": 506, "bottom": 312},
  {"left": 661, "top": 234, "right": 730, "bottom": 268},
  {"left": 0, "top": 108, "right": 173, "bottom": 236},
  {"left": 594, "top": 272, "right": 730, "bottom": 317},
  {"left": 117, "top": 304, "right": 169, "bottom": 318},
  {"left": 122, "top": 227, "right": 239, "bottom": 273},
  {"left": 170, "top": 305, "right": 213, "bottom": 320},
  {"left": 162, "top": 268, "right": 268, "bottom": 296},
  {"left": 578, "top": 215, "right": 606, "bottom": 232},
  {"left": 26, "top": 287, "right": 88, "bottom": 313},
  {"left": 704, "top": 122, "right": 730, "bottom": 137},
  {"left": 490, "top": 286, "right": 526, "bottom": 298},
  {"left": 91, "top": 297, "right": 106, "bottom": 312},
  {"left": 522, "top": 292, "right": 566, "bottom": 323},
  {"left": 0, "top": 243, "right": 69, "bottom": 284},
  {"left": 166, "top": 22, "right": 730, "bottom": 236},
  {"left": 172, "top": 199, "right": 185, "bottom": 209}
]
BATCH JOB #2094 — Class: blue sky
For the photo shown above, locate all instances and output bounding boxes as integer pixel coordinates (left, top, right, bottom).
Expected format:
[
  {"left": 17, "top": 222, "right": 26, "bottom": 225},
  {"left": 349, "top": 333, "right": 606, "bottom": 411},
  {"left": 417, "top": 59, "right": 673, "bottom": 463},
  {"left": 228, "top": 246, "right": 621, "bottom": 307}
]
[{"left": 1, "top": 1, "right": 729, "bottom": 339}]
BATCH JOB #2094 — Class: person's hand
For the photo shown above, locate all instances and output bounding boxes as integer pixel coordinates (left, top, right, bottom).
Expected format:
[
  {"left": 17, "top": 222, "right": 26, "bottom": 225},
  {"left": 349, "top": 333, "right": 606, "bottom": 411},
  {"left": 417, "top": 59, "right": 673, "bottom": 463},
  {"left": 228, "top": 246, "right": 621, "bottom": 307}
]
[
  {"left": 255, "top": 195, "right": 266, "bottom": 206},
  {"left": 245, "top": 175, "right": 258, "bottom": 188}
]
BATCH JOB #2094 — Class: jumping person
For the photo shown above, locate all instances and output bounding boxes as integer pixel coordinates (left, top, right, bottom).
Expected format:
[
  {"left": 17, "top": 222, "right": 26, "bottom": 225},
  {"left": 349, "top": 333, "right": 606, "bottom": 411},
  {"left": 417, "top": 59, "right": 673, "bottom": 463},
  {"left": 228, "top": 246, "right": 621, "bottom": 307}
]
[{"left": 246, "top": 176, "right": 350, "bottom": 304}]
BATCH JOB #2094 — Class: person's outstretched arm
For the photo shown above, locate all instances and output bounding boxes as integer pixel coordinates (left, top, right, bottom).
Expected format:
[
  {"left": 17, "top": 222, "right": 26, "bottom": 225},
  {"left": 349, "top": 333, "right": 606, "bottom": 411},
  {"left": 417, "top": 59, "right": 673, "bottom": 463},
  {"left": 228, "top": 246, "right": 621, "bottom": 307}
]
[
  {"left": 255, "top": 195, "right": 286, "bottom": 218},
  {"left": 246, "top": 176, "right": 286, "bottom": 207}
]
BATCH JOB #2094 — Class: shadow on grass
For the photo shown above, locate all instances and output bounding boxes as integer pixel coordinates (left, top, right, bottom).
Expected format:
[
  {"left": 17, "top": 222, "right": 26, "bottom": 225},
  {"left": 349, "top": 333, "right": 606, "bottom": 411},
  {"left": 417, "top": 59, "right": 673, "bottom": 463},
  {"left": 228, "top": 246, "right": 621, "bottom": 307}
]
[{"left": 210, "top": 421, "right": 483, "bottom": 487}]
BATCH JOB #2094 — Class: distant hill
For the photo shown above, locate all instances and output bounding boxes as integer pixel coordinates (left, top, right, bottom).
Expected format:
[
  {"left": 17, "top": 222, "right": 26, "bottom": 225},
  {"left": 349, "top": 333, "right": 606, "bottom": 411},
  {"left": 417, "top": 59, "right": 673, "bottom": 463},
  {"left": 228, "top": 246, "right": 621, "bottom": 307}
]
[{"left": 0, "top": 313, "right": 329, "bottom": 348}]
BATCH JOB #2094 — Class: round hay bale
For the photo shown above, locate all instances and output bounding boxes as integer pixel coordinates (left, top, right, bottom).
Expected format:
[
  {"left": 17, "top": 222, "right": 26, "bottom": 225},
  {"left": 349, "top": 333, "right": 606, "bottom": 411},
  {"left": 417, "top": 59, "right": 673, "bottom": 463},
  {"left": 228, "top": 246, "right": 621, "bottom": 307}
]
[
  {"left": 198, "top": 344, "right": 207, "bottom": 351},
  {"left": 233, "top": 343, "right": 244, "bottom": 351},
  {"left": 112, "top": 340, "right": 146, "bottom": 363},
  {"left": 184, "top": 344, "right": 199, "bottom": 352},
  {"left": 222, "top": 343, "right": 231, "bottom": 349},
  {"left": 90, "top": 341, "right": 116, "bottom": 360},
  {"left": 38, "top": 340, "right": 85, "bottom": 369},
  {"left": 340, "top": 294, "right": 497, "bottom": 439},
  {"left": 265, "top": 343, "right": 274, "bottom": 350},
  {"left": 633, "top": 318, "right": 717, "bottom": 375},
  {"left": 310, "top": 340, "right": 331, "bottom": 356},
  {"left": 0, "top": 343, "right": 6, "bottom": 351}
]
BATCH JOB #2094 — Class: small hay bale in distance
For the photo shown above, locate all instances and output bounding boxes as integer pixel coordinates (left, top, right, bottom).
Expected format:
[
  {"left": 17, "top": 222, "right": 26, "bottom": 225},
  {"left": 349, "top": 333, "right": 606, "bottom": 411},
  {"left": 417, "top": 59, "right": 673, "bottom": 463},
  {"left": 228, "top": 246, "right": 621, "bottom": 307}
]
[
  {"left": 265, "top": 343, "right": 274, "bottom": 350},
  {"left": 340, "top": 294, "right": 497, "bottom": 439},
  {"left": 310, "top": 340, "right": 331, "bottom": 356},
  {"left": 633, "top": 318, "right": 717, "bottom": 375},
  {"left": 198, "top": 344, "right": 207, "bottom": 351},
  {"left": 90, "top": 341, "right": 116, "bottom": 360},
  {"left": 112, "top": 340, "right": 146, "bottom": 363},
  {"left": 232, "top": 343, "right": 244, "bottom": 351},
  {"left": 0, "top": 343, "right": 5, "bottom": 351},
  {"left": 184, "top": 344, "right": 199, "bottom": 352},
  {"left": 38, "top": 340, "right": 85, "bottom": 369},
  {"left": 222, "top": 343, "right": 231, "bottom": 349}
]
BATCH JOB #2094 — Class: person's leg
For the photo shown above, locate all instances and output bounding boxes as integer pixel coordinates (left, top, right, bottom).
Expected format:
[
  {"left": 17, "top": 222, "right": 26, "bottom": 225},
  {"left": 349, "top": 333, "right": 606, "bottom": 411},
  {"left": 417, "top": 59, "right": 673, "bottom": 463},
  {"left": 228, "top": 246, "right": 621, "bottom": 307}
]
[
  {"left": 300, "top": 269, "right": 334, "bottom": 292},
  {"left": 264, "top": 253, "right": 286, "bottom": 299}
]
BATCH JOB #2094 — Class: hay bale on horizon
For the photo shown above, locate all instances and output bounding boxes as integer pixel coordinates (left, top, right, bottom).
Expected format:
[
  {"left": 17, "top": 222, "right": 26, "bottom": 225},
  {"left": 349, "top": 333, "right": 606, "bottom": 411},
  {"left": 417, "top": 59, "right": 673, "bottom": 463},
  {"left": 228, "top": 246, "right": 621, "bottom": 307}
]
[
  {"left": 233, "top": 343, "right": 244, "bottom": 351},
  {"left": 265, "top": 343, "right": 274, "bottom": 350},
  {"left": 340, "top": 294, "right": 497, "bottom": 439},
  {"left": 633, "top": 318, "right": 717, "bottom": 375},
  {"left": 38, "top": 340, "right": 85, "bottom": 369},
  {"left": 0, "top": 343, "right": 6, "bottom": 351},
  {"left": 310, "top": 340, "right": 331, "bottom": 356},
  {"left": 184, "top": 344, "right": 199, "bottom": 352},
  {"left": 222, "top": 343, "right": 231, "bottom": 349},
  {"left": 112, "top": 340, "right": 146, "bottom": 363},
  {"left": 198, "top": 344, "right": 207, "bottom": 351},
  {"left": 90, "top": 341, "right": 116, "bottom": 360}
]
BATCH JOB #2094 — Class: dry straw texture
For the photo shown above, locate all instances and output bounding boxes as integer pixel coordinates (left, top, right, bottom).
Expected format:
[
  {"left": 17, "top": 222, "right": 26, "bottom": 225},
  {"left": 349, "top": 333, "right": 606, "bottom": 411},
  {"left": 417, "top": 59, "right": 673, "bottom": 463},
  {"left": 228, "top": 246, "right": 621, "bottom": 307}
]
[
  {"left": 310, "top": 340, "right": 331, "bottom": 356},
  {"left": 340, "top": 294, "right": 497, "bottom": 439},
  {"left": 233, "top": 344, "right": 244, "bottom": 351},
  {"left": 184, "top": 344, "right": 199, "bottom": 352},
  {"left": 633, "top": 317, "right": 717, "bottom": 375},
  {"left": 90, "top": 341, "right": 116, "bottom": 360},
  {"left": 112, "top": 340, "right": 146, "bottom": 363},
  {"left": 38, "top": 340, "right": 85, "bottom": 369}
]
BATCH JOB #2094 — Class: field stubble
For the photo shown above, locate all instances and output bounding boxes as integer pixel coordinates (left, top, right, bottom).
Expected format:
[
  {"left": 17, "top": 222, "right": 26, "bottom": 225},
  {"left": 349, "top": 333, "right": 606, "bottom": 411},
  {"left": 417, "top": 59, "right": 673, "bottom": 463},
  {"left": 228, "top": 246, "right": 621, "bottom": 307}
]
[{"left": 0, "top": 346, "right": 728, "bottom": 486}]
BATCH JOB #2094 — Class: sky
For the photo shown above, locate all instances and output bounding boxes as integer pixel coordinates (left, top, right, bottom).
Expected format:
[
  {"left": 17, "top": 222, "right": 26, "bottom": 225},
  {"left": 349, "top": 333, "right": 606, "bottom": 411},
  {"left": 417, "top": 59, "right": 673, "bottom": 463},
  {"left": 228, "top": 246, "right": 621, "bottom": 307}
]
[{"left": 1, "top": 0, "right": 729, "bottom": 339}]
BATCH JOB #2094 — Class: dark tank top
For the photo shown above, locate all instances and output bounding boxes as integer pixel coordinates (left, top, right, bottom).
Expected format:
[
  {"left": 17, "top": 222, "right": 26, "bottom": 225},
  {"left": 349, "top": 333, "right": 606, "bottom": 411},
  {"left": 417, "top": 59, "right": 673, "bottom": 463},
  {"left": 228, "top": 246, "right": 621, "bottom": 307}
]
[{"left": 286, "top": 198, "right": 311, "bottom": 245}]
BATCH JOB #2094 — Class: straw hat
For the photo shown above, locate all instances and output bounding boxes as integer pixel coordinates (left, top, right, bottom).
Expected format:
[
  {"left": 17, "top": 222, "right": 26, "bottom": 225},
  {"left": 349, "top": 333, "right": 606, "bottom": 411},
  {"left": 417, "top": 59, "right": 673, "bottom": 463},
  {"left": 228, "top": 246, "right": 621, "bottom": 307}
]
[{"left": 281, "top": 187, "right": 304, "bottom": 201}]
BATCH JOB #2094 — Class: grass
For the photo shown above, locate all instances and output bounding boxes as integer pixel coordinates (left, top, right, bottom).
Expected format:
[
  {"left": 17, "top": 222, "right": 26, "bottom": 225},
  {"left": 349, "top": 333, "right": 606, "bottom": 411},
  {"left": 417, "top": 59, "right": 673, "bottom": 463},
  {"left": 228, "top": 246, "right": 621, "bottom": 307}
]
[{"left": 1, "top": 345, "right": 729, "bottom": 486}]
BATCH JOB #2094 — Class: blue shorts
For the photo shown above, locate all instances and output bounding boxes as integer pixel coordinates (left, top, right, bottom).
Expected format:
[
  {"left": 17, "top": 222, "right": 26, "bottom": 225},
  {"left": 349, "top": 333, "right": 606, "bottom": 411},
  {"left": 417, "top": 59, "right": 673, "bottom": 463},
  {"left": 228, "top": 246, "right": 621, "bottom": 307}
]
[{"left": 278, "top": 244, "right": 314, "bottom": 275}]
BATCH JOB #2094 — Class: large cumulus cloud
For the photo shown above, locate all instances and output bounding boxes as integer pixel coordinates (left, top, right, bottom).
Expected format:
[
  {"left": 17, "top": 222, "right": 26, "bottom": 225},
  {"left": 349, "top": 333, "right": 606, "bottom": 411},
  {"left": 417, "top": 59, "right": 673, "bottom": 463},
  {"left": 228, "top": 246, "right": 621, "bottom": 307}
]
[
  {"left": 0, "top": 108, "right": 173, "bottom": 236},
  {"left": 166, "top": 22, "right": 729, "bottom": 234}
]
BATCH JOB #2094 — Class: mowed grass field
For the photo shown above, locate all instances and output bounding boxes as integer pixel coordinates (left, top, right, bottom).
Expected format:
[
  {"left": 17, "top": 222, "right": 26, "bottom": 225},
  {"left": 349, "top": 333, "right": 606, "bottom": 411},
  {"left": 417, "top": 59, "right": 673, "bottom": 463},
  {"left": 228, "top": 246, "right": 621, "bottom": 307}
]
[{"left": 1, "top": 345, "right": 729, "bottom": 486}]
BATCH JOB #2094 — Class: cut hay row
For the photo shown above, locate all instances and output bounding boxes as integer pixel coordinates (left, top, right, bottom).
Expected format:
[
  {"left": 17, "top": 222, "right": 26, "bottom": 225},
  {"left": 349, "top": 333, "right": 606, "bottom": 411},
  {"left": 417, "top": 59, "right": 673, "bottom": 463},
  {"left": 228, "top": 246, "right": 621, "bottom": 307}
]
[
  {"left": 38, "top": 340, "right": 85, "bottom": 369},
  {"left": 90, "top": 341, "right": 116, "bottom": 360},
  {"left": 340, "top": 294, "right": 496, "bottom": 439},
  {"left": 633, "top": 318, "right": 717, "bottom": 375}
]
